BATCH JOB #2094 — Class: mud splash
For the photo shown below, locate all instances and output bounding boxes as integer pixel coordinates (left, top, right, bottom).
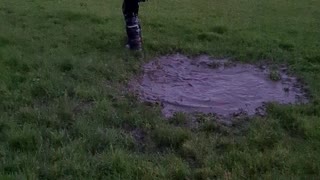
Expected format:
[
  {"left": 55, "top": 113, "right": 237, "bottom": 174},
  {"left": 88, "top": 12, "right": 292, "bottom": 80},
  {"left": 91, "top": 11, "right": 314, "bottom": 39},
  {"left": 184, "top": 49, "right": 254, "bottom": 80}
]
[{"left": 129, "top": 54, "right": 308, "bottom": 118}]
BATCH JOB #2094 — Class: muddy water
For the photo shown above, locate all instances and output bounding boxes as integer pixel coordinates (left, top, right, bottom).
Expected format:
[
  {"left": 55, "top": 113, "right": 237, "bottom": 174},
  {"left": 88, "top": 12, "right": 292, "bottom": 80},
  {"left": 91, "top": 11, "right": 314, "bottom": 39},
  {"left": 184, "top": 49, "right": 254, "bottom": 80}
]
[{"left": 129, "top": 54, "right": 308, "bottom": 118}]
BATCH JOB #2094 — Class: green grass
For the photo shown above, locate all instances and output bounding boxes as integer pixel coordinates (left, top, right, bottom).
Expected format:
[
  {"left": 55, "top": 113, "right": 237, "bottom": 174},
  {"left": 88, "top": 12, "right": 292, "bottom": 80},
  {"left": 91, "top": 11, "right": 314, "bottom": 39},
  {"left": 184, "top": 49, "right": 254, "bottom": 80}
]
[{"left": 1, "top": 0, "right": 320, "bottom": 179}]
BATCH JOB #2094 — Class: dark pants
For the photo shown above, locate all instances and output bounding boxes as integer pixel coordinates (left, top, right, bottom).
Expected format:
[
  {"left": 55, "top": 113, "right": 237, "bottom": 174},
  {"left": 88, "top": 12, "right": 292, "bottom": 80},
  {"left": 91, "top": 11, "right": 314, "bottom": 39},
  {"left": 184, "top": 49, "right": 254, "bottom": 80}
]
[
  {"left": 122, "top": 0, "right": 142, "bottom": 50},
  {"left": 122, "top": 0, "right": 139, "bottom": 18}
]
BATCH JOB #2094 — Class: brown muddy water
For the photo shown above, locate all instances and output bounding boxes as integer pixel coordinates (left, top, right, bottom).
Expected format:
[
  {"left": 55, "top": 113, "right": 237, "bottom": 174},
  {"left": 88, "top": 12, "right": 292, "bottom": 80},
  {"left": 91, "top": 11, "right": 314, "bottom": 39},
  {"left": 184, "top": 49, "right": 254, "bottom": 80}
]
[{"left": 129, "top": 54, "right": 308, "bottom": 118}]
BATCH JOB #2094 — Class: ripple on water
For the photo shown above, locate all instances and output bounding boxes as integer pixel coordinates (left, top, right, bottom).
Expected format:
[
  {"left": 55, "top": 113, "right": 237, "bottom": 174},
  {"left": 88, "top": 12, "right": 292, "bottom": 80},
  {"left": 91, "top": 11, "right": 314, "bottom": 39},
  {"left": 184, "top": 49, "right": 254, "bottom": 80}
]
[{"left": 129, "top": 54, "right": 308, "bottom": 118}]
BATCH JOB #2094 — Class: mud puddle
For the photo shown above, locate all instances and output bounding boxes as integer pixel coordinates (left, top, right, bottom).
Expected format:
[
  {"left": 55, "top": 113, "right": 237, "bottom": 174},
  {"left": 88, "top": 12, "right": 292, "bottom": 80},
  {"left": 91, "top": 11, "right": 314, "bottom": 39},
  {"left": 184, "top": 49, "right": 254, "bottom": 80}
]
[{"left": 129, "top": 54, "right": 308, "bottom": 119}]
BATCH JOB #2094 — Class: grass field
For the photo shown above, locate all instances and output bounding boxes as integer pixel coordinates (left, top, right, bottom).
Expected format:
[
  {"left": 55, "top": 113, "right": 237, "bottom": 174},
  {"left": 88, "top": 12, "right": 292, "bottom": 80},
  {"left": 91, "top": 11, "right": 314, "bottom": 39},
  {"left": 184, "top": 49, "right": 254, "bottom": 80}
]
[{"left": 1, "top": 0, "right": 320, "bottom": 179}]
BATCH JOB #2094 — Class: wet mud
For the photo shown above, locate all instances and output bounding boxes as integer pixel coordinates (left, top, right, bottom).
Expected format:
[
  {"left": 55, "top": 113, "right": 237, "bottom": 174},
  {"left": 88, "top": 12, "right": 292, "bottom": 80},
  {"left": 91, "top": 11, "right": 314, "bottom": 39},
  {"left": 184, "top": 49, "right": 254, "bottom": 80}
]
[{"left": 129, "top": 54, "right": 308, "bottom": 118}]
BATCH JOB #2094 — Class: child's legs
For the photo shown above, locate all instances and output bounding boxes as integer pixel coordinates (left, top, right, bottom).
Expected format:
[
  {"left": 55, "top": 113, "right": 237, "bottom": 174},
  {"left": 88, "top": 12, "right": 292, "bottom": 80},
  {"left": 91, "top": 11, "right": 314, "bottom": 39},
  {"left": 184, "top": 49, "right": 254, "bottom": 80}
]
[{"left": 122, "top": 0, "right": 142, "bottom": 50}]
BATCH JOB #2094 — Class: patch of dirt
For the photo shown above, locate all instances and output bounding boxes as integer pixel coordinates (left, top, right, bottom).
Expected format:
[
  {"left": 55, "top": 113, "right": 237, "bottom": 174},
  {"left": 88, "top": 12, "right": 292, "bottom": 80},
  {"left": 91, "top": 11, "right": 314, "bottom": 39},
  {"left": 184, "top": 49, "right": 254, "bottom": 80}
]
[{"left": 129, "top": 54, "right": 309, "bottom": 122}]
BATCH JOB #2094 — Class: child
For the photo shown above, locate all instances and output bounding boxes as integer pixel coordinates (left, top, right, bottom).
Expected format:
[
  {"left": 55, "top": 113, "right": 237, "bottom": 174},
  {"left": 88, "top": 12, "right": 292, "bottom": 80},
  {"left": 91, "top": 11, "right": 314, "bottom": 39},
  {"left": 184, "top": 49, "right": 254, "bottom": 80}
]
[{"left": 122, "top": 0, "right": 144, "bottom": 51}]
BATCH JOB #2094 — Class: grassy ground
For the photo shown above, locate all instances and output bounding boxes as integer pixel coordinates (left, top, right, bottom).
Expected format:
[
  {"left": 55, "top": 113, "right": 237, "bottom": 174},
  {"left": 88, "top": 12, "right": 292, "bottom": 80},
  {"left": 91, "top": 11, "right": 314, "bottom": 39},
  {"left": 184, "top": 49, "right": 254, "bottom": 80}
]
[{"left": 1, "top": 0, "right": 320, "bottom": 179}]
